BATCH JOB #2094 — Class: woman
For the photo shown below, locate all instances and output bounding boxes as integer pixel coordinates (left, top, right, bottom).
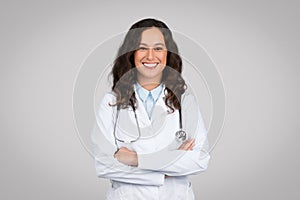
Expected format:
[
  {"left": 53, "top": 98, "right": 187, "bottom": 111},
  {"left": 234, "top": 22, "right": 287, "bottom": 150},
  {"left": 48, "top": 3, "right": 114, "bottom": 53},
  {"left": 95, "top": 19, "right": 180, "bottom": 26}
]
[{"left": 91, "top": 18, "right": 210, "bottom": 200}]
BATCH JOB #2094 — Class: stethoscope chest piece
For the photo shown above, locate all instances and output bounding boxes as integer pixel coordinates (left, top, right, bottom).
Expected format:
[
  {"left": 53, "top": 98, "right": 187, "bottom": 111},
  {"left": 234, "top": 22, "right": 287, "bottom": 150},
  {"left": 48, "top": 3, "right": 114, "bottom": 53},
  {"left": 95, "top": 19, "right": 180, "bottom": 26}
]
[{"left": 175, "top": 129, "right": 187, "bottom": 142}]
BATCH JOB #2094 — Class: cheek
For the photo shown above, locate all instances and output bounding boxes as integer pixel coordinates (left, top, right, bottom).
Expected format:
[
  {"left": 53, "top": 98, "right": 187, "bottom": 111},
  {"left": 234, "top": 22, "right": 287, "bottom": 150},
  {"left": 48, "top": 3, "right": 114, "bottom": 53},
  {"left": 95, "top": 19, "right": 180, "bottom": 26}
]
[
  {"left": 134, "top": 52, "right": 143, "bottom": 64},
  {"left": 134, "top": 53, "right": 140, "bottom": 65},
  {"left": 160, "top": 52, "right": 167, "bottom": 65}
]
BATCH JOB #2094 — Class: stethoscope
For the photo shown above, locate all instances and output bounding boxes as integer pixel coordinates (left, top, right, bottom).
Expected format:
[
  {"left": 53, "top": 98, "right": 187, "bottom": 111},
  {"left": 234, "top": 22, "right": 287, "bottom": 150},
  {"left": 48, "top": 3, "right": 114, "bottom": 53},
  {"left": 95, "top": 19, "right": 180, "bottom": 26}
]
[{"left": 113, "top": 102, "right": 187, "bottom": 150}]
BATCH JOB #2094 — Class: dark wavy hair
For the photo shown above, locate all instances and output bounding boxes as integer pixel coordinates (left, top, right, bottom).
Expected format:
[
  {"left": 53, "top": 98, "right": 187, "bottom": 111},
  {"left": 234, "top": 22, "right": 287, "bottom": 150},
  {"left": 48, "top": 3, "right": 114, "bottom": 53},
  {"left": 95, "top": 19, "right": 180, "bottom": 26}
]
[{"left": 111, "top": 18, "right": 186, "bottom": 112}]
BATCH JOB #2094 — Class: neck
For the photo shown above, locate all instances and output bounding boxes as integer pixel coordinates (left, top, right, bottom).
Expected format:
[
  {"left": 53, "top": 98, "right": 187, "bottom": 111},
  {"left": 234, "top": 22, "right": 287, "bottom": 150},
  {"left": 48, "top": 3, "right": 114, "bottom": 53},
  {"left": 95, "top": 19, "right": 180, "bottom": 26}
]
[
  {"left": 137, "top": 74, "right": 163, "bottom": 90},
  {"left": 137, "top": 80, "right": 161, "bottom": 91},
  {"left": 141, "top": 83, "right": 160, "bottom": 91}
]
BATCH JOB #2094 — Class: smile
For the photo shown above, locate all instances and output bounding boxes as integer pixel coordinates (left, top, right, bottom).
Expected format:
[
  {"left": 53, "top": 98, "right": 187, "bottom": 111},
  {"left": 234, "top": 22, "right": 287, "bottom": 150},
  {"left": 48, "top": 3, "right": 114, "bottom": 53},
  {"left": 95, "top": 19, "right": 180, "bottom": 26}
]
[{"left": 143, "top": 62, "right": 158, "bottom": 68}]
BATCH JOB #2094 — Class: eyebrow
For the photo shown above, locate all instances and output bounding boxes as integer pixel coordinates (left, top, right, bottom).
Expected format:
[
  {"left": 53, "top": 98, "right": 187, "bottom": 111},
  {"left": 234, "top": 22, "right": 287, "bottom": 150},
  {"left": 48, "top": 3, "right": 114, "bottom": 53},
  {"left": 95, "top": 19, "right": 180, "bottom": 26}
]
[{"left": 139, "top": 42, "right": 166, "bottom": 46}]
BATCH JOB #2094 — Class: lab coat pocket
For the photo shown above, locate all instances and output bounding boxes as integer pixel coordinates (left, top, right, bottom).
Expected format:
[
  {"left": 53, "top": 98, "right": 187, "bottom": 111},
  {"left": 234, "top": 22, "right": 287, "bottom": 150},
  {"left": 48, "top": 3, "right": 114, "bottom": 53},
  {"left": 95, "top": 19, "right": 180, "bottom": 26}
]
[
  {"left": 187, "top": 181, "right": 195, "bottom": 200},
  {"left": 175, "top": 181, "right": 195, "bottom": 200},
  {"left": 106, "top": 185, "right": 132, "bottom": 200}
]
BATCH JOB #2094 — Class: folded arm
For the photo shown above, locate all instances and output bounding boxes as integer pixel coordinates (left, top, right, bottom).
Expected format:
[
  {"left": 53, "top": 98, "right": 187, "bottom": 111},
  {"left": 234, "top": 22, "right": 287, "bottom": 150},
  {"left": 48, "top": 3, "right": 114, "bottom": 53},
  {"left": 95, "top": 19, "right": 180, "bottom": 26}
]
[
  {"left": 114, "top": 93, "right": 210, "bottom": 176},
  {"left": 91, "top": 93, "right": 165, "bottom": 185}
]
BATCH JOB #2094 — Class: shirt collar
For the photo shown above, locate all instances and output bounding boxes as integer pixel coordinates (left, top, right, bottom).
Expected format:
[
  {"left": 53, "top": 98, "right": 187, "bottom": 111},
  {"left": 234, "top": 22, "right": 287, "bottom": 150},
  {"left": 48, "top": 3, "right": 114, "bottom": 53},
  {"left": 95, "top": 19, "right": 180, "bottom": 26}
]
[{"left": 134, "top": 82, "right": 164, "bottom": 102}]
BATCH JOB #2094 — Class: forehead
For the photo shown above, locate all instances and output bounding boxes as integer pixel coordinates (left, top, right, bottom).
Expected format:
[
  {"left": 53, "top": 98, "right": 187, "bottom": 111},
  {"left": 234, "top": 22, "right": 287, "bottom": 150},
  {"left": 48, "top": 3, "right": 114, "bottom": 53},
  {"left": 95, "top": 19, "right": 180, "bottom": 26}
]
[{"left": 139, "top": 27, "right": 165, "bottom": 45}]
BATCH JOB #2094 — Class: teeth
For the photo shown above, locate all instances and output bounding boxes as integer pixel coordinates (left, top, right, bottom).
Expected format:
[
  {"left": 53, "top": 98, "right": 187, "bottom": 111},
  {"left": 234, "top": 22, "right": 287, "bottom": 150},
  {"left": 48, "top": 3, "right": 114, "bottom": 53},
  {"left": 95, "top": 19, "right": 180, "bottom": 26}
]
[{"left": 143, "top": 63, "right": 158, "bottom": 68}]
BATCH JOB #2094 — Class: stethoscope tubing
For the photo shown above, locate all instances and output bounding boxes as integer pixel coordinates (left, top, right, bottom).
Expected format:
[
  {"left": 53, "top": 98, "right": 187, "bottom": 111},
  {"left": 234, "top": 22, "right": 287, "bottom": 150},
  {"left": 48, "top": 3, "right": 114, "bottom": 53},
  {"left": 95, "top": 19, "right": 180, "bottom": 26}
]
[{"left": 113, "top": 103, "right": 186, "bottom": 150}]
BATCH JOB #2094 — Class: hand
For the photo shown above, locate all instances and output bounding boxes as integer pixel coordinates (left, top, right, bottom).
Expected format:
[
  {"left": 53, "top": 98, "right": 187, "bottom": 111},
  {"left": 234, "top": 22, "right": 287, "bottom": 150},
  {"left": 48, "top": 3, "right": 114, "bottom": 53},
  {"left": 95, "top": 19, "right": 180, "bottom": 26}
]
[
  {"left": 114, "top": 147, "right": 138, "bottom": 167},
  {"left": 178, "top": 139, "right": 195, "bottom": 151}
]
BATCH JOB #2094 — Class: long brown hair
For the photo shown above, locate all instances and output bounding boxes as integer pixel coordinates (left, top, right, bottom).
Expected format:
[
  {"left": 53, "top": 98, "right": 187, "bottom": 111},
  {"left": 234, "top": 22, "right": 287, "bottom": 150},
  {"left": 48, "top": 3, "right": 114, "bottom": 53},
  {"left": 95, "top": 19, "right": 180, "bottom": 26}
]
[{"left": 111, "top": 18, "right": 186, "bottom": 112}]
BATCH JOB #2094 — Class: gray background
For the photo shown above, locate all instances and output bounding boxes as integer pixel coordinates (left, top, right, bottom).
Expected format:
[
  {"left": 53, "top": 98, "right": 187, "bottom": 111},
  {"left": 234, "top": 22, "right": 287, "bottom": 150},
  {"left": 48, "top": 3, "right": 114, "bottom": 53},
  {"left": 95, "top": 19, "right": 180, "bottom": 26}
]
[{"left": 1, "top": 0, "right": 299, "bottom": 199}]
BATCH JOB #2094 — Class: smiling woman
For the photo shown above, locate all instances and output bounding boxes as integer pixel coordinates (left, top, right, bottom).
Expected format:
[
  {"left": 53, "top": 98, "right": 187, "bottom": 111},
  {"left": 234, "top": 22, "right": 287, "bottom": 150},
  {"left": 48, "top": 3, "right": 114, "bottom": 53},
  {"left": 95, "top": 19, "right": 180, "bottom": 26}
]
[
  {"left": 134, "top": 27, "right": 168, "bottom": 91},
  {"left": 91, "top": 18, "right": 210, "bottom": 200}
]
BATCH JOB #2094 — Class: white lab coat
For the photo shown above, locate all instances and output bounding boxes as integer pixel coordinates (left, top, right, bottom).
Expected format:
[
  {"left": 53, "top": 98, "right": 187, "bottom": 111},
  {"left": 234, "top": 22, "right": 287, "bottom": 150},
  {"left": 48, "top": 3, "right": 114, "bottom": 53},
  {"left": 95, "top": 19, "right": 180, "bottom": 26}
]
[{"left": 91, "top": 85, "right": 210, "bottom": 200}]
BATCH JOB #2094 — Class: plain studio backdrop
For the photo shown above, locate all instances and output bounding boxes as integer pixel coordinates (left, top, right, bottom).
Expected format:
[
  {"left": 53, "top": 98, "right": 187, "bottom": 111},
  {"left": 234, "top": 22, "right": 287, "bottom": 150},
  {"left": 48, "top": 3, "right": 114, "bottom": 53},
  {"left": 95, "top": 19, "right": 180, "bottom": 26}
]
[{"left": 1, "top": 0, "right": 299, "bottom": 199}]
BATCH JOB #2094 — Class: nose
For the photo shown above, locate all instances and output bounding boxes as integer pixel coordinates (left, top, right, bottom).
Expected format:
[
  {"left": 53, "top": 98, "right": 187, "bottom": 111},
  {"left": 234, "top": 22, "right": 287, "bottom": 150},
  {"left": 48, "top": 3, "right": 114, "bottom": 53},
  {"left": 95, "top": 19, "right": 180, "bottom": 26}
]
[{"left": 146, "top": 48, "right": 154, "bottom": 60}]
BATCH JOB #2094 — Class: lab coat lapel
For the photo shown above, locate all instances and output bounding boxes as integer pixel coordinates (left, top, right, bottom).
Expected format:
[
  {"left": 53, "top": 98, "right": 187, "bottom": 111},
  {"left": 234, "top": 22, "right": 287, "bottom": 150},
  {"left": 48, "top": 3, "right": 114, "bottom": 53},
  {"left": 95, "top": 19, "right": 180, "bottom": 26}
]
[
  {"left": 151, "top": 91, "right": 167, "bottom": 128},
  {"left": 135, "top": 94, "right": 152, "bottom": 127}
]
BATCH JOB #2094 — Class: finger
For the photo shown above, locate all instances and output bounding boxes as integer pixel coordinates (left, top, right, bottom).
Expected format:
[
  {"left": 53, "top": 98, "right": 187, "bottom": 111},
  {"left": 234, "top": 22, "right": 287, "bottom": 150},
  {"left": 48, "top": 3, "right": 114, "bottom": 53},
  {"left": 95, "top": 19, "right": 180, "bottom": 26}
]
[
  {"left": 118, "top": 147, "right": 133, "bottom": 153},
  {"left": 178, "top": 139, "right": 195, "bottom": 150},
  {"left": 186, "top": 139, "right": 195, "bottom": 148},
  {"left": 182, "top": 140, "right": 191, "bottom": 149},
  {"left": 114, "top": 147, "right": 128, "bottom": 158},
  {"left": 178, "top": 141, "right": 188, "bottom": 150},
  {"left": 187, "top": 139, "right": 195, "bottom": 150},
  {"left": 119, "top": 147, "right": 129, "bottom": 151},
  {"left": 188, "top": 142, "right": 195, "bottom": 150},
  {"left": 182, "top": 140, "right": 193, "bottom": 150}
]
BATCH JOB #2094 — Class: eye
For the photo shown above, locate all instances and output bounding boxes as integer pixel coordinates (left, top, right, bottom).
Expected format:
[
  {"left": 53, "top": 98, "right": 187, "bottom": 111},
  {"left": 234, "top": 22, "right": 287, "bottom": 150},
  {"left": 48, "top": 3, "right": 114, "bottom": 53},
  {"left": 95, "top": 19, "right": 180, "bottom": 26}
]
[
  {"left": 138, "top": 47, "right": 147, "bottom": 51},
  {"left": 154, "top": 47, "right": 164, "bottom": 51}
]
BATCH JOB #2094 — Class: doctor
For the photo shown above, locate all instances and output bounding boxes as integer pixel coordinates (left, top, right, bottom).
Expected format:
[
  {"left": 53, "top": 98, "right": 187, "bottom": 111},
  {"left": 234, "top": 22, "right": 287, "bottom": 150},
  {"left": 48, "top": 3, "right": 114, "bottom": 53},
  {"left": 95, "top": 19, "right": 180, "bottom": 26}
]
[{"left": 91, "top": 18, "right": 210, "bottom": 200}]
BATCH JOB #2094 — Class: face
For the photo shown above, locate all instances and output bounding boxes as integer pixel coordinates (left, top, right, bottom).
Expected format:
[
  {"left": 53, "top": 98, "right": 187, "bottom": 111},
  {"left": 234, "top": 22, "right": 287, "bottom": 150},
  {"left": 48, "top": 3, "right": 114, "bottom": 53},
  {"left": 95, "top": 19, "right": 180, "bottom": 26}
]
[{"left": 134, "top": 27, "right": 167, "bottom": 88}]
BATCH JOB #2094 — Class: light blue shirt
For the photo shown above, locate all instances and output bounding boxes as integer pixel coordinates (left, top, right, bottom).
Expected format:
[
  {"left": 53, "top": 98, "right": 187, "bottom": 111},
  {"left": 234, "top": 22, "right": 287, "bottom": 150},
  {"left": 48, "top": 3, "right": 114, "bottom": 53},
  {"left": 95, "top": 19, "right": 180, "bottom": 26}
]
[{"left": 135, "top": 82, "right": 163, "bottom": 119}]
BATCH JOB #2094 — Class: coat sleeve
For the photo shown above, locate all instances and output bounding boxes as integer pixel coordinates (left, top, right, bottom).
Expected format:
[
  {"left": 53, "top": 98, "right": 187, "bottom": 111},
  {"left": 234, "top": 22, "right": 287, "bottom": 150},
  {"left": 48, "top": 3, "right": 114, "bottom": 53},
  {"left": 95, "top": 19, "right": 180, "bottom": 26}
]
[
  {"left": 137, "top": 93, "right": 211, "bottom": 176},
  {"left": 91, "top": 93, "right": 165, "bottom": 185}
]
